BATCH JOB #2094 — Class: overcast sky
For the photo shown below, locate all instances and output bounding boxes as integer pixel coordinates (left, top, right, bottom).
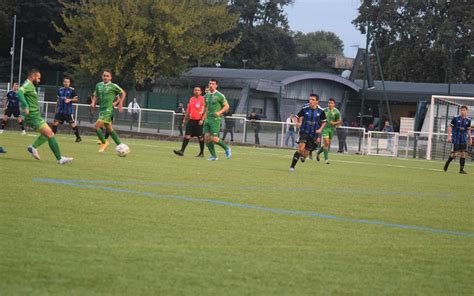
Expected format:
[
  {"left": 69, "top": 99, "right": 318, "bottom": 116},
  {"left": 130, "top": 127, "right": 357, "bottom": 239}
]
[{"left": 286, "top": 0, "right": 366, "bottom": 58}]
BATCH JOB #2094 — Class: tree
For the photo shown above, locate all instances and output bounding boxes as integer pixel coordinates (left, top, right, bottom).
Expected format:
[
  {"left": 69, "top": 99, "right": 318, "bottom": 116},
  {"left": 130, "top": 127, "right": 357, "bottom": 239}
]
[
  {"left": 50, "top": 0, "right": 240, "bottom": 87},
  {"left": 287, "top": 31, "right": 344, "bottom": 72},
  {"left": 228, "top": 25, "right": 295, "bottom": 69},
  {"left": 353, "top": 0, "right": 474, "bottom": 83},
  {"left": 224, "top": 0, "right": 295, "bottom": 69},
  {"left": 293, "top": 31, "right": 344, "bottom": 56},
  {"left": 229, "top": 0, "right": 293, "bottom": 28},
  {"left": 0, "top": 0, "right": 66, "bottom": 82}
]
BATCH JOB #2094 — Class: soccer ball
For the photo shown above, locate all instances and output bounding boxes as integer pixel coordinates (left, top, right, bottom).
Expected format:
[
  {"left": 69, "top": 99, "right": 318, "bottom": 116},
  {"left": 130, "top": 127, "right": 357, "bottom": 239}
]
[{"left": 116, "top": 144, "right": 130, "bottom": 157}]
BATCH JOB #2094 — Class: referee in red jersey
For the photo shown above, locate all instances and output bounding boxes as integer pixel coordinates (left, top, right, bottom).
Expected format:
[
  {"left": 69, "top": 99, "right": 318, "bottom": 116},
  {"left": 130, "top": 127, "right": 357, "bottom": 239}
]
[{"left": 174, "top": 86, "right": 206, "bottom": 157}]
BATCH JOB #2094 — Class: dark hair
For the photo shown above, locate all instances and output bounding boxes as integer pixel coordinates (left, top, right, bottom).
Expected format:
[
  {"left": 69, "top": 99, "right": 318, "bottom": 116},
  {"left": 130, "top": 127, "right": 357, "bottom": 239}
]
[
  {"left": 328, "top": 98, "right": 336, "bottom": 103},
  {"left": 103, "top": 69, "right": 113, "bottom": 76},
  {"left": 460, "top": 105, "right": 468, "bottom": 110},
  {"left": 63, "top": 76, "right": 71, "bottom": 82},
  {"left": 309, "top": 93, "right": 319, "bottom": 100},
  {"left": 28, "top": 69, "right": 40, "bottom": 76},
  {"left": 193, "top": 85, "right": 203, "bottom": 91},
  {"left": 210, "top": 79, "right": 218, "bottom": 85}
]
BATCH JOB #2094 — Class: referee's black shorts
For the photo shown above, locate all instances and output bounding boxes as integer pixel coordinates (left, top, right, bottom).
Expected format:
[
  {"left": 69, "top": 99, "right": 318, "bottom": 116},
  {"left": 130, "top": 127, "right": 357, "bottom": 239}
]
[
  {"left": 297, "top": 132, "right": 318, "bottom": 152},
  {"left": 185, "top": 119, "right": 203, "bottom": 137},
  {"left": 452, "top": 143, "right": 468, "bottom": 152}
]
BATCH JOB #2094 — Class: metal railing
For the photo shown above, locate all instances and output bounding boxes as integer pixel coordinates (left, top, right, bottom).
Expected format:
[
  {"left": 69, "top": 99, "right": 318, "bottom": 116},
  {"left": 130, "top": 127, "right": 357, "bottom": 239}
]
[
  {"left": 367, "top": 131, "right": 399, "bottom": 157},
  {"left": 0, "top": 101, "right": 368, "bottom": 152},
  {"left": 0, "top": 99, "right": 400, "bottom": 157},
  {"left": 398, "top": 131, "right": 451, "bottom": 160}
]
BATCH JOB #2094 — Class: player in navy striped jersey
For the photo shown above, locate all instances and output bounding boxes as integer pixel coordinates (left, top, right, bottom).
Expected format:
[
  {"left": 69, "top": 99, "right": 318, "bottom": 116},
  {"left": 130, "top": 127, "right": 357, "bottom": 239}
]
[
  {"left": 1, "top": 82, "right": 26, "bottom": 135},
  {"left": 289, "top": 94, "right": 326, "bottom": 171},
  {"left": 443, "top": 105, "right": 472, "bottom": 174},
  {"left": 51, "top": 77, "right": 81, "bottom": 142}
]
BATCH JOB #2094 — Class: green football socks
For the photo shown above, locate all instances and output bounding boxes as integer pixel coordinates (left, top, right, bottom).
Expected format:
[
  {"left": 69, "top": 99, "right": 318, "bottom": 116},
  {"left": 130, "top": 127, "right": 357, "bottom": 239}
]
[
  {"left": 207, "top": 142, "right": 216, "bottom": 157},
  {"left": 324, "top": 149, "right": 329, "bottom": 161},
  {"left": 96, "top": 129, "right": 106, "bottom": 144},
  {"left": 47, "top": 136, "right": 62, "bottom": 161},
  {"left": 110, "top": 130, "right": 122, "bottom": 145},
  {"left": 216, "top": 139, "right": 228, "bottom": 151},
  {"left": 32, "top": 135, "right": 48, "bottom": 148}
]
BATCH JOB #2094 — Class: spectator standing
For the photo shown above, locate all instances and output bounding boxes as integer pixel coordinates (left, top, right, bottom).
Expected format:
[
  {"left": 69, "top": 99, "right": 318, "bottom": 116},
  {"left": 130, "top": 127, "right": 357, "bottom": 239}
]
[
  {"left": 285, "top": 113, "right": 297, "bottom": 147},
  {"left": 175, "top": 102, "right": 185, "bottom": 136},
  {"left": 382, "top": 121, "right": 394, "bottom": 153},
  {"left": 337, "top": 121, "right": 348, "bottom": 153},
  {"left": 127, "top": 98, "right": 141, "bottom": 130},
  {"left": 247, "top": 111, "right": 261, "bottom": 145},
  {"left": 222, "top": 110, "right": 235, "bottom": 142},
  {"left": 382, "top": 121, "right": 394, "bottom": 133}
]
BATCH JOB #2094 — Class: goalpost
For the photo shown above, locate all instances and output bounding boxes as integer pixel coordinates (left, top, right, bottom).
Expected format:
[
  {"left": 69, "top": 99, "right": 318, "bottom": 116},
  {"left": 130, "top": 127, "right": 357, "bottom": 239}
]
[
  {"left": 426, "top": 95, "right": 474, "bottom": 160},
  {"left": 367, "top": 131, "right": 399, "bottom": 157}
]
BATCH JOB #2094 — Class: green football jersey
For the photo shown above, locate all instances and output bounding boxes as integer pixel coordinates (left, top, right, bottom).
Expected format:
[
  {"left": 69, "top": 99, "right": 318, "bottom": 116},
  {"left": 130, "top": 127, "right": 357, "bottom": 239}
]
[
  {"left": 17, "top": 80, "right": 40, "bottom": 113},
  {"left": 324, "top": 107, "right": 341, "bottom": 130},
  {"left": 94, "top": 82, "right": 123, "bottom": 112},
  {"left": 204, "top": 91, "right": 227, "bottom": 120}
]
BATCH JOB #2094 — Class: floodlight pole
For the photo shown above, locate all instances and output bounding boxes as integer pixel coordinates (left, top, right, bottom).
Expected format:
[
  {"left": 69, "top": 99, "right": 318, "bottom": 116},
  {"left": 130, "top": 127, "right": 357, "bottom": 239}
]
[
  {"left": 10, "top": 15, "right": 17, "bottom": 89},
  {"left": 447, "top": 45, "right": 453, "bottom": 95},
  {"left": 370, "top": 26, "right": 393, "bottom": 125},
  {"left": 18, "top": 37, "right": 24, "bottom": 84},
  {"left": 359, "top": 22, "right": 370, "bottom": 128}
]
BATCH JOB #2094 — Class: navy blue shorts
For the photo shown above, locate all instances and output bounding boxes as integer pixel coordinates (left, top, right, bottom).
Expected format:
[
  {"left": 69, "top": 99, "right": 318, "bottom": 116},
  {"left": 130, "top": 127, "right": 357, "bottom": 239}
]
[
  {"left": 54, "top": 113, "right": 75, "bottom": 124},
  {"left": 298, "top": 132, "right": 318, "bottom": 151},
  {"left": 4, "top": 108, "right": 20, "bottom": 118}
]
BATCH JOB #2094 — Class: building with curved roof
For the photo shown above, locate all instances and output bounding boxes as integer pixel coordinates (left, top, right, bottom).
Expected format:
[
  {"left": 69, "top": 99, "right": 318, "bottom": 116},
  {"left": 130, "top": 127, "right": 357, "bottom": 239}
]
[
  {"left": 169, "top": 67, "right": 360, "bottom": 121},
  {"left": 157, "top": 67, "right": 474, "bottom": 126}
]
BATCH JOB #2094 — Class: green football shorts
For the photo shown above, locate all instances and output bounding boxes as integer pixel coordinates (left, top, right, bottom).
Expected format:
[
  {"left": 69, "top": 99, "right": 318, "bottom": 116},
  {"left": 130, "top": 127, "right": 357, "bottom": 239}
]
[
  {"left": 98, "top": 109, "right": 114, "bottom": 124},
  {"left": 321, "top": 128, "right": 334, "bottom": 140},
  {"left": 203, "top": 118, "right": 222, "bottom": 137},
  {"left": 24, "top": 112, "right": 47, "bottom": 131}
]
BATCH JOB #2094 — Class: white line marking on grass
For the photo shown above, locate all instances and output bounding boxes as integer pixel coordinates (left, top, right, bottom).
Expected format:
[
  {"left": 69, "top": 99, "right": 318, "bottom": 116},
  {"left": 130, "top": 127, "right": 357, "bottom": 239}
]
[
  {"left": 33, "top": 178, "right": 474, "bottom": 238},
  {"left": 82, "top": 138, "right": 474, "bottom": 171}
]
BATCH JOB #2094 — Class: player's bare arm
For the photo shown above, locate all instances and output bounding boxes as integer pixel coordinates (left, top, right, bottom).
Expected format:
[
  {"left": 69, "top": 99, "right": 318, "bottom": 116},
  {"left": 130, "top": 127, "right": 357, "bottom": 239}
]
[
  {"left": 331, "top": 118, "right": 342, "bottom": 126},
  {"left": 201, "top": 107, "right": 208, "bottom": 124},
  {"left": 215, "top": 102, "right": 229, "bottom": 117},
  {"left": 468, "top": 128, "right": 472, "bottom": 145},
  {"left": 117, "top": 91, "right": 126, "bottom": 112},
  {"left": 91, "top": 94, "right": 97, "bottom": 107},
  {"left": 316, "top": 122, "right": 327, "bottom": 134},
  {"left": 296, "top": 116, "right": 303, "bottom": 128},
  {"left": 66, "top": 95, "right": 79, "bottom": 104},
  {"left": 447, "top": 125, "right": 452, "bottom": 142},
  {"left": 182, "top": 111, "right": 190, "bottom": 126}
]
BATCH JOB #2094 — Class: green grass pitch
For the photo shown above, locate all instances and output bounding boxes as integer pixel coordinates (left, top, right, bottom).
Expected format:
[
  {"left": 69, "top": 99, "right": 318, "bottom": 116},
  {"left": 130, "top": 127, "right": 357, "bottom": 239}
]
[{"left": 0, "top": 131, "right": 472, "bottom": 295}]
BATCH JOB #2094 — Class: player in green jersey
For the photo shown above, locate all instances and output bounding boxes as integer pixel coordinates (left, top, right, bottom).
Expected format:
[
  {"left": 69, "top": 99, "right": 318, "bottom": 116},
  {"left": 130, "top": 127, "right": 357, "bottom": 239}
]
[
  {"left": 316, "top": 98, "right": 342, "bottom": 164},
  {"left": 91, "top": 70, "right": 126, "bottom": 152},
  {"left": 17, "top": 69, "right": 73, "bottom": 164},
  {"left": 202, "top": 79, "right": 231, "bottom": 161}
]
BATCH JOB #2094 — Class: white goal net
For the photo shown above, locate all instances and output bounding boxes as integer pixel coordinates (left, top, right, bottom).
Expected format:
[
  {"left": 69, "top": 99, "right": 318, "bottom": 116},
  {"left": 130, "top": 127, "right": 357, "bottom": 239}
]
[
  {"left": 367, "top": 131, "right": 399, "bottom": 157},
  {"left": 426, "top": 95, "right": 474, "bottom": 160}
]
